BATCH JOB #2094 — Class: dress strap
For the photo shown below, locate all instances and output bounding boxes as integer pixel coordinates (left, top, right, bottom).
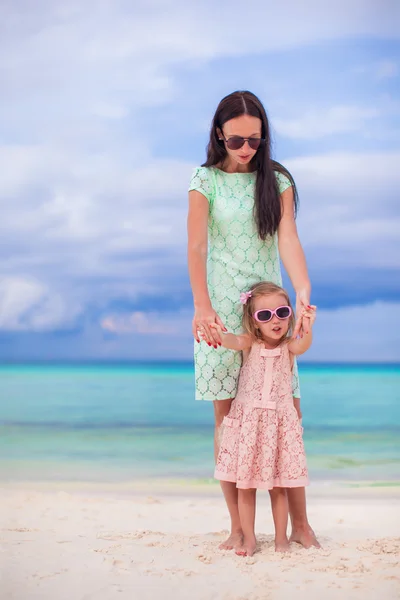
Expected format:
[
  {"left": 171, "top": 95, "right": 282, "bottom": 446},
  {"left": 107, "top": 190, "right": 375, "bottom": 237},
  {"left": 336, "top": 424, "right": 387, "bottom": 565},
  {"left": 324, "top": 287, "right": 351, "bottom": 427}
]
[
  {"left": 260, "top": 347, "right": 281, "bottom": 358},
  {"left": 255, "top": 346, "right": 282, "bottom": 409}
]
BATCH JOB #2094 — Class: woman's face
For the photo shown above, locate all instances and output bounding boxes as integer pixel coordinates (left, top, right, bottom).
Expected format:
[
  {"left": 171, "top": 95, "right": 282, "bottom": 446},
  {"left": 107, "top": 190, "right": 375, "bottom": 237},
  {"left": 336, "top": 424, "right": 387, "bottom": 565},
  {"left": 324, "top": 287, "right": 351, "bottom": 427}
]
[{"left": 218, "top": 114, "right": 262, "bottom": 167}]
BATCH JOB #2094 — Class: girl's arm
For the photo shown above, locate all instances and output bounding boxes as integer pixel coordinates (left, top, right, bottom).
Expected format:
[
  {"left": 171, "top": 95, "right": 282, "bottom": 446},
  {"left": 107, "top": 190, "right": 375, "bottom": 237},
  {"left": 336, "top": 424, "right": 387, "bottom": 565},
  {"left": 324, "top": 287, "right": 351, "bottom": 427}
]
[
  {"left": 288, "top": 306, "right": 316, "bottom": 356},
  {"left": 208, "top": 324, "right": 252, "bottom": 352},
  {"left": 278, "top": 186, "right": 311, "bottom": 336}
]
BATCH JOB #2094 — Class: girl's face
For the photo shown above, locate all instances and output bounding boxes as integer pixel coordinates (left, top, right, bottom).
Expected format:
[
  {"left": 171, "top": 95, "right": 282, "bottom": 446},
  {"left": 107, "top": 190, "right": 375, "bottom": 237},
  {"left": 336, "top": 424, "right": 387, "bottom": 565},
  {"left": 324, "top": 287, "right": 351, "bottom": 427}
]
[
  {"left": 217, "top": 114, "right": 262, "bottom": 169},
  {"left": 252, "top": 292, "right": 291, "bottom": 342}
]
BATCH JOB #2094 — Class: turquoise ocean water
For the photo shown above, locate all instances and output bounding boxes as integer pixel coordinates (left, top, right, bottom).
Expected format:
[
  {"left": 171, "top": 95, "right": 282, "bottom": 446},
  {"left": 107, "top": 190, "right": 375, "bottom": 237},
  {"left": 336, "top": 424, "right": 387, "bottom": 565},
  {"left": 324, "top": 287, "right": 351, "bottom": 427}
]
[{"left": 0, "top": 363, "right": 399, "bottom": 484}]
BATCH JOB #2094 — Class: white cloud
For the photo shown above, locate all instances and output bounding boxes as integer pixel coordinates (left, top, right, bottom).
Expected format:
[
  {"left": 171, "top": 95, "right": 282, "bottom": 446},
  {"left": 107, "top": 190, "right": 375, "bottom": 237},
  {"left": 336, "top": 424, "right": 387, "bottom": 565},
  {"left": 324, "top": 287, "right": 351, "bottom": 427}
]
[
  {"left": 99, "top": 300, "right": 400, "bottom": 362},
  {"left": 274, "top": 106, "right": 380, "bottom": 140},
  {"left": 0, "top": 148, "right": 399, "bottom": 334},
  {"left": 0, "top": 0, "right": 399, "bottom": 351},
  {"left": 0, "top": 145, "right": 193, "bottom": 274},
  {"left": 0, "top": 277, "right": 81, "bottom": 332},
  {"left": 101, "top": 311, "right": 187, "bottom": 336},
  {"left": 287, "top": 151, "right": 400, "bottom": 269},
  {"left": 1, "top": 1, "right": 399, "bottom": 134},
  {"left": 8, "top": 300, "right": 395, "bottom": 362}
]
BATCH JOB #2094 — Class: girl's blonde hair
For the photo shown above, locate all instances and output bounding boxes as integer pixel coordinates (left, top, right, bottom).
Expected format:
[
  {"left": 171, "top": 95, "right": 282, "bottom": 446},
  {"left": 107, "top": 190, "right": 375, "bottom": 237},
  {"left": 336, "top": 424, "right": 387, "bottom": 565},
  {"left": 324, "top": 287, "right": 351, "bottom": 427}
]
[{"left": 241, "top": 281, "right": 295, "bottom": 343}]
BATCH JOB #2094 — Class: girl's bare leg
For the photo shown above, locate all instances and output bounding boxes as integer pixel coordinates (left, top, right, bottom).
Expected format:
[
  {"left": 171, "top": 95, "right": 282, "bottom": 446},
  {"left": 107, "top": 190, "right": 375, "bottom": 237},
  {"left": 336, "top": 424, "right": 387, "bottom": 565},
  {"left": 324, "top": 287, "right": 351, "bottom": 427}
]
[
  {"left": 288, "top": 396, "right": 321, "bottom": 549},
  {"left": 213, "top": 399, "right": 243, "bottom": 550},
  {"left": 269, "top": 488, "right": 290, "bottom": 552},
  {"left": 287, "top": 487, "right": 320, "bottom": 548},
  {"left": 236, "top": 488, "right": 257, "bottom": 557}
]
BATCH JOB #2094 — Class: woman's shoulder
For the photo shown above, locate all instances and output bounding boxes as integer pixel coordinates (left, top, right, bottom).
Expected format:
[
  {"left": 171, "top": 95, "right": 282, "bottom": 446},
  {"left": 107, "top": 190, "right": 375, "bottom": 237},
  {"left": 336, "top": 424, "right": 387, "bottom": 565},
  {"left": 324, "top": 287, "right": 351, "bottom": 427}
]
[
  {"left": 191, "top": 164, "right": 215, "bottom": 176},
  {"left": 273, "top": 169, "right": 292, "bottom": 194},
  {"left": 189, "top": 165, "right": 213, "bottom": 182},
  {"left": 188, "top": 166, "right": 214, "bottom": 202}
]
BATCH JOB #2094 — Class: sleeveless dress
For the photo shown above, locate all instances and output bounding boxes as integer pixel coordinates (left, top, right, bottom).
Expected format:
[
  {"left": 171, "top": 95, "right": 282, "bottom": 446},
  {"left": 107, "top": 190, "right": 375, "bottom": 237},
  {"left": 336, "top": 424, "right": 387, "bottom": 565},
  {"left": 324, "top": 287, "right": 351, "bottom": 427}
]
[
  {"left": 214, "top": 341, "right": 309, "bottom": 490},
  {"left": 188, "top": 166, "right": 300, "bottom": 401}
]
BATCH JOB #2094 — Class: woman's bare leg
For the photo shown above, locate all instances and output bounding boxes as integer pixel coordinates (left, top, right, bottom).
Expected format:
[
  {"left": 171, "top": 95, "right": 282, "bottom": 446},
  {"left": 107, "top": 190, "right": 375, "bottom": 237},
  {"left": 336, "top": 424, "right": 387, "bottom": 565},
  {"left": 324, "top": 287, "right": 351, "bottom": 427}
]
[
  {"left": 269, "top": 488, "right": 290, "bottom": 552},
  {"left": 287, "top": 487, "right": 320, "bottom": 548},
  {"left": 235, "top": 488, "right": 257, "bottom": 557},
  {"left": 213, "top": 399, "right": 243, "bottom": 550}
]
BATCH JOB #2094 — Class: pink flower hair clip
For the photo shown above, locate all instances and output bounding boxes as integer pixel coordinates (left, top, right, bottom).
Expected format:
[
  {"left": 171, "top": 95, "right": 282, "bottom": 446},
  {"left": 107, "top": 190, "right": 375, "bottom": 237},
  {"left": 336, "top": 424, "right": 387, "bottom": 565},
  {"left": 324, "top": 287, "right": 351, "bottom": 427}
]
[{"left": 240, "top": 290, "right": 252, "bottom": 305}]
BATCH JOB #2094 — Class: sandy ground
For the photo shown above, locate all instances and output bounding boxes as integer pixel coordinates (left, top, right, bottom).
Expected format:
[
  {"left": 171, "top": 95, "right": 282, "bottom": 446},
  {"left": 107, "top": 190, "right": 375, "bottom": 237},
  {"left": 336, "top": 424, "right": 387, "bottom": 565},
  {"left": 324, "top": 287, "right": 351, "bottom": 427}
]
[{"left": 1, "top": 481, "right": 399, "bottom": 600}]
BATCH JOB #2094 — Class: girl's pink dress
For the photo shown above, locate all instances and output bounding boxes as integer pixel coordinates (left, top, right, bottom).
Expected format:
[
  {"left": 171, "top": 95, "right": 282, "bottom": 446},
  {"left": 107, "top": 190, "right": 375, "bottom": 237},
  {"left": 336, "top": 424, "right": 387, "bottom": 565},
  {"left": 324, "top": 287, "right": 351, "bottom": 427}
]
[{"left": 214, "top": 341, "right": 309, "bottom": 490}]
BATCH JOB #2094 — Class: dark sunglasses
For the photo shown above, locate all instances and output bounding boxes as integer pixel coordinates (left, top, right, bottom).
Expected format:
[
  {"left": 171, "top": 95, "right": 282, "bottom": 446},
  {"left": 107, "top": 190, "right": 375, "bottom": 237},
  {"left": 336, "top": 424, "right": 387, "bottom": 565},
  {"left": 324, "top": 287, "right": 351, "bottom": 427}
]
[
  {"left": 220, "top": 136, "right": 265, "bottom": 151},
  {"left": 253, "top": 306, "right": 292, "bottom": 323}
]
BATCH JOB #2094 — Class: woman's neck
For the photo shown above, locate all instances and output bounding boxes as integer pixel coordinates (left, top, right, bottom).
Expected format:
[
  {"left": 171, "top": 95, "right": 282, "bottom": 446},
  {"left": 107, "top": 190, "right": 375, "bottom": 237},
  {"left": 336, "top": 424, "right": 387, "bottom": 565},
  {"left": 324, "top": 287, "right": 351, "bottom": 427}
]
[{"left": 217, "top": 158, "right": 254, "bottom": 174}]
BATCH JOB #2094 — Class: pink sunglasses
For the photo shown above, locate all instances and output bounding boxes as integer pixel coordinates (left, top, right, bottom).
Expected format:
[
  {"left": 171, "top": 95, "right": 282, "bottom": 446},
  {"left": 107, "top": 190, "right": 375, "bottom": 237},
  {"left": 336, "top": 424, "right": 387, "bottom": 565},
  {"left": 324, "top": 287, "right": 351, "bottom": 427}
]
[{"left": 253, "top": 306, "right": 292, "bottom": 323}]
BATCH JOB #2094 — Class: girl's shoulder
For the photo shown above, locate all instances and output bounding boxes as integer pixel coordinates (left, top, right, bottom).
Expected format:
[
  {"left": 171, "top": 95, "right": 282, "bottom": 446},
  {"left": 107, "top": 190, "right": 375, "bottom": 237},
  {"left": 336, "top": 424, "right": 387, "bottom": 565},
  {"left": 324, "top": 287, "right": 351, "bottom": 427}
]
[{"left": 250, "top": 339, "right": 265, "bottom": 354}]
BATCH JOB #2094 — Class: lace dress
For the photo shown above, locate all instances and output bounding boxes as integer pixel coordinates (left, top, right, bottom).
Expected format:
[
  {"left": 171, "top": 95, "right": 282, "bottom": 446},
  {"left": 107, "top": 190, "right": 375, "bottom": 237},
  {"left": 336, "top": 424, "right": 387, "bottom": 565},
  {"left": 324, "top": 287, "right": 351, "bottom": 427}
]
[
  {"left": 188, "top": 166, "right": 300, "bottom": 401},
  {"left": 214, "top": 341, "right": 309, "bottom": 490}
]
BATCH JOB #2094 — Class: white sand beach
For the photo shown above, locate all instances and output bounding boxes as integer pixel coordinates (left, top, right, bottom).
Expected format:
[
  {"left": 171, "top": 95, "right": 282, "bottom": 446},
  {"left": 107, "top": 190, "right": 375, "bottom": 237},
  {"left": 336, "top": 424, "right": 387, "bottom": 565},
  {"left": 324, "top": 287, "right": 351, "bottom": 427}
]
[{"left": 1, "top": 481, "right": 399, "bottom": 600}]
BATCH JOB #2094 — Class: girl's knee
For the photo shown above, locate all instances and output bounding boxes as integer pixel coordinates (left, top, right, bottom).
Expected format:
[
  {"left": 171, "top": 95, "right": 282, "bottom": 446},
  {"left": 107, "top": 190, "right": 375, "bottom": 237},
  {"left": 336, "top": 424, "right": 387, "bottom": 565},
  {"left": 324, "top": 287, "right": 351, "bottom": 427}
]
[
  {"left": 269, "top": 487, "right": 287, "bottom": 499},
  {"left": 239, "top": 488, "right": 256, "bottom": 502}
]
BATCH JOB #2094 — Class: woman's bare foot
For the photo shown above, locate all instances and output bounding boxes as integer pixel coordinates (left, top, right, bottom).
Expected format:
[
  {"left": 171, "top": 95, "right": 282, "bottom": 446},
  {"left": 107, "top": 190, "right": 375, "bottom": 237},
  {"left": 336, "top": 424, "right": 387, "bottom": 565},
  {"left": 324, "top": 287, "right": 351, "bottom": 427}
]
[
  {"left": 289, "top": 526, "right": 321, "bottom": 549},
  {"left": 219, "top": 530, "right": 243, "bottom": 550},
  {"left": 275, "top": 537, "right": 290, "bottom": 553},
  {"left": 235, "top": 534, "right": 257, "bottom": 557}
]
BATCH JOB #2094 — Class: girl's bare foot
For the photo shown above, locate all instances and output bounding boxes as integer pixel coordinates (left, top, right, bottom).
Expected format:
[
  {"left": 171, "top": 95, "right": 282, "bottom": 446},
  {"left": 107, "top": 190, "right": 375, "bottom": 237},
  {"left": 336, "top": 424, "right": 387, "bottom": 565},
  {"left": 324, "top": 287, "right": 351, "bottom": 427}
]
[
  {"left": 289, "top": 526, "right": 321, "bottom": 549},
  {"left": 275, "top": 537, "right": 290, "bottom": 553},
  {"left": 235, "top": 534, "right": 257, "bottom": 557},
  {"left": 219, "top": 530, "right": 243, "bottom": 550}
]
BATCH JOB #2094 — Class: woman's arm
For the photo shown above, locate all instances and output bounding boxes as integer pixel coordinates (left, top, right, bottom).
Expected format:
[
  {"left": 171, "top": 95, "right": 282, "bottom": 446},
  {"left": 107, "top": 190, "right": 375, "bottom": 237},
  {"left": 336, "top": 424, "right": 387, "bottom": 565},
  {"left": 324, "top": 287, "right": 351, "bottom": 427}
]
[
  {"left": 187, "top": 190, "right": 211, "bottom": 310},
  {"left": 187, "top": 190, "right": 226, "bottom": 346},
  {"left": 278, "top": 186, "right": 310, "bottom": 295},
  {"left": 278, "top": 186, "right": 311, "bottom": 337}
]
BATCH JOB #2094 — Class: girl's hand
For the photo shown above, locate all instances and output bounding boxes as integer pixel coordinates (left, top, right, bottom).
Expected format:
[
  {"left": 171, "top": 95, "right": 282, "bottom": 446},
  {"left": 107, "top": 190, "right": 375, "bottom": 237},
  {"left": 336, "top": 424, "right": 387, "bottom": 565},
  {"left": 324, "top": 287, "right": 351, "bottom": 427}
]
[
  {"left": 192, "top": 305, "right": 227, "bottom": 348},
  {"left": 208, "top": 322, "right": 224, "bottom": 345},
  {"left": 301, "top": 305, "right": 317, "bottom": 334}
]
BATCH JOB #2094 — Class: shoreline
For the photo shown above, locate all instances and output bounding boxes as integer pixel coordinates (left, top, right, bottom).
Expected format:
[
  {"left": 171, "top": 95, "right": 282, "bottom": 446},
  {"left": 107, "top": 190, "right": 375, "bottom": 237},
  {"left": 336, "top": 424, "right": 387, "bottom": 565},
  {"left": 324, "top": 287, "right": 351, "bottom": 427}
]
[{"left": 1, "top": 477, "right": 400, "bottom": 498}]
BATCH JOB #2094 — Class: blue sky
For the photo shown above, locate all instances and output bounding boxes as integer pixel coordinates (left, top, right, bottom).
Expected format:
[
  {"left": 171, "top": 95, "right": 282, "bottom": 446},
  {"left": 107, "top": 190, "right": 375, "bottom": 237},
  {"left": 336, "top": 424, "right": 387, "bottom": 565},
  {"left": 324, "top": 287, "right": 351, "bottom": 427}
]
[{"left": 0, "top": 0, "right": 399, "bottom": 362}]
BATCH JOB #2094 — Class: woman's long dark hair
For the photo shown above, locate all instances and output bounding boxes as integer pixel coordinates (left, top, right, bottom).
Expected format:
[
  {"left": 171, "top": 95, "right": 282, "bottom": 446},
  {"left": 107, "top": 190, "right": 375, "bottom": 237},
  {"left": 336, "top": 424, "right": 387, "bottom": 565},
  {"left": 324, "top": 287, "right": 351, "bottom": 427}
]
[{"left": 202, "top": 90, "right": 298, "bottom": 240}]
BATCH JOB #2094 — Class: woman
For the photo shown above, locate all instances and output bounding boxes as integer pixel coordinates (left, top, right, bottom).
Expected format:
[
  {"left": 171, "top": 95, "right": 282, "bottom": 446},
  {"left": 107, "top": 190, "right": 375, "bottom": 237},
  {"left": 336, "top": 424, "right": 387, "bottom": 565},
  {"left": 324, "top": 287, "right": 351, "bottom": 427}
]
[{"left": 187, "top": 90, "right": 320, "bottom": 550}]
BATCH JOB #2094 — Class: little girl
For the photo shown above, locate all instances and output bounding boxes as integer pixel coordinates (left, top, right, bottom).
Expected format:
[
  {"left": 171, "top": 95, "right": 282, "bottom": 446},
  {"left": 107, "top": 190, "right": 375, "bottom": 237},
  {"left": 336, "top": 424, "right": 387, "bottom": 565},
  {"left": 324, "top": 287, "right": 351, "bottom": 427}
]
[{"left": 210, "top": 281, "right": 316, "bottom": 557}]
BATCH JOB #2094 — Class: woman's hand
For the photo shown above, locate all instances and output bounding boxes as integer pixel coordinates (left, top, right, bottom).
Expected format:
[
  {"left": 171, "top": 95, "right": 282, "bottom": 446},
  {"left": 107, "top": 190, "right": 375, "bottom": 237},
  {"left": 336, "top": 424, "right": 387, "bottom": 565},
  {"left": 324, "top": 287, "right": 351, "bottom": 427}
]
[
  {"left": 293, "top": 288, "right": 311, "bottom": 339},
  {"left": 192, "top": 305, "right": 227, "bottom": 348}
]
